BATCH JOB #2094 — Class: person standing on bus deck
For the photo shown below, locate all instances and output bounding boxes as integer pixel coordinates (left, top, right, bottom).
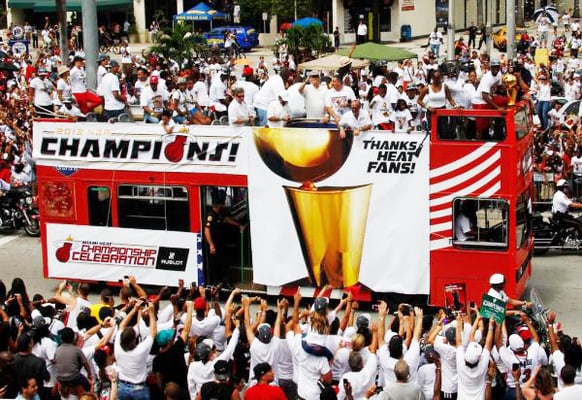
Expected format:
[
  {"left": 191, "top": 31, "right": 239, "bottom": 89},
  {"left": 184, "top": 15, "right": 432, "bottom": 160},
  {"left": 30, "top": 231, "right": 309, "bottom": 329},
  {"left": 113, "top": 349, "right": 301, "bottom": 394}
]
[
  {"left": 204, "top": 189, "right": 245, "bottom": 287},
  {"left": 70, "top": 55, "right": 103, "bottom": 115},
  {"left": 471, "top": 59, "right": 504, "bottom": 138},
  {"left": 102, "top": 60, "right": 127, "bottom": 121}
]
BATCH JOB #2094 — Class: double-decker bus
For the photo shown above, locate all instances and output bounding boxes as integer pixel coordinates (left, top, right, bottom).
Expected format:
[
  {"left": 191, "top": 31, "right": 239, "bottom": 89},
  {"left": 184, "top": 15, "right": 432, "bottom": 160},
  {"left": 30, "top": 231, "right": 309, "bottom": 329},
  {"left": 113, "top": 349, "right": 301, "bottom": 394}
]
[{"left": 33, "top": 101, "right": 534, "bottom": 305}]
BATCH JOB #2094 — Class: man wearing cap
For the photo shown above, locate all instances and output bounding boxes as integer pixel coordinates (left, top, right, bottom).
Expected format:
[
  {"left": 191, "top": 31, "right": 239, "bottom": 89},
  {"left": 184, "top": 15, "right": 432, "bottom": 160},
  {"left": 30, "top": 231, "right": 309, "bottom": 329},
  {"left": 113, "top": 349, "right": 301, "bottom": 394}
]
[
  {"left": 472, "top": 59, "right": 505, "bottom": 138},
  {"left": 242, "top": 296, "right": 281, "bottom": 386},
  {"left": 96, "top": 54, "right": 109, "bottom": 97},
  {"left": 496, "top": 317, "right": 546, "bottom": 398},
  {"left": 488, "top": 273, "right": 530, "bottom": 310},
  {"left": 101, "top": 60, "right": 127, "bottom": 121},
  {"left": 198, "top": 360, "right": 239, "bottom": 400},
  {"left": 244, "top": 362, "right": 286, "bottom": 400},
  {"left": 141, "top": 75, "right": 168, "bottom": 123},
  {"left": 171, "top": 77, "right": 189, "bottom": 124},
  {"left": 28, "top": 68, "right": 55, "bottom": 117},
  {"left": 455, "top": 315, "right": 494, "bottom": 400},
  {"left": 186, "top": 288, "right": 221, "bottom": 339},
  {"left": 153, "top": 300, "right": 193, "bottom": 398},
  {"left": 552, "top": 178, "right": 582, "bottom": 236},
  {"left": 300, "top": 71, "right": 328, "bottom": 120},
  {"left": 70, "top": 56, "right": 103, "bottom": 115},
  {"left": 266, "top": 90, "right": 291, "bottom": 127}
]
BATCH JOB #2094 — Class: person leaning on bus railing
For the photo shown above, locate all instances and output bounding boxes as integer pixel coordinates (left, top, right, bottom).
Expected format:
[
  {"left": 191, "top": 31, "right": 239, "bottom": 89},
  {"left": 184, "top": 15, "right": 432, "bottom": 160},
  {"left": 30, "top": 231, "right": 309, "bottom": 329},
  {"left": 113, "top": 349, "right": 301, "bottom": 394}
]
[
  {"left": 338, "top": 100, "right": 372, "bottom": 138},
  {"left": 552, "top": 178, "right": 582, "bottom": 237}
]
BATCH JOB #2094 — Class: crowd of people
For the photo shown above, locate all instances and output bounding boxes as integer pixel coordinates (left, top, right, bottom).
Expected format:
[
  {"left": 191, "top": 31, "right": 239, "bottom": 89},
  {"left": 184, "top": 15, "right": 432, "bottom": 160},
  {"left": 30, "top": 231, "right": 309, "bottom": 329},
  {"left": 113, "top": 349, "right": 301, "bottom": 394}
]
[{"left": 0, "top": 274, "right": 580, "bottom": 400}]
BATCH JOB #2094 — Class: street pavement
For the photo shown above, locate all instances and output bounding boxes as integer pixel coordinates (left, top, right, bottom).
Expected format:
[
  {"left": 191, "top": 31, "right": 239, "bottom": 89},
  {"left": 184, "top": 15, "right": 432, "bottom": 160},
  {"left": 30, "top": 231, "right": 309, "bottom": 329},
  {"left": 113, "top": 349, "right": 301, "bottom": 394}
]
[{"left": 2, "top": 233, "right": 582, "bottom": 336}]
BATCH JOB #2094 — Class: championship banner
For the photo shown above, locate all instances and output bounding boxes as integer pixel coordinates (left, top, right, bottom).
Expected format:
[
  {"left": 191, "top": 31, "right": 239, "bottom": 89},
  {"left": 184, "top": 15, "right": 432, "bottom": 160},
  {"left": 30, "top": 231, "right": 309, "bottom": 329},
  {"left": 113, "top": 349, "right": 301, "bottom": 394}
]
[
  {"left": 480, "top": 294, "right": 506, "bottom": 323},
  {"left": 247, "top": 128, "right": 430, "bottom": 294},
  {"left": 46, "top": 223, "right": 202, "bottom": 286},
  {"left": 33, "top": 122, "right": 248, "bottom": 175}
]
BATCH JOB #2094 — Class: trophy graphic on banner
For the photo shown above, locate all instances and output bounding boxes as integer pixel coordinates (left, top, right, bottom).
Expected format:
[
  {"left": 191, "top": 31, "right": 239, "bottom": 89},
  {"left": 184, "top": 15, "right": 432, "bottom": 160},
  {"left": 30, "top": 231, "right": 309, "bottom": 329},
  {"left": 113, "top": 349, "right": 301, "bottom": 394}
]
[{"left": 253, "top": 127, "right": 372, "bottom": 288}]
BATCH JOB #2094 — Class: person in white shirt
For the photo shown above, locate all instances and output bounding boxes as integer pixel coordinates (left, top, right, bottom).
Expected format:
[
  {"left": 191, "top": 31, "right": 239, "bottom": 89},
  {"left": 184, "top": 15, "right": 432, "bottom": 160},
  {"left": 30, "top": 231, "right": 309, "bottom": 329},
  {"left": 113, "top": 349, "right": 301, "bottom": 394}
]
[
  {"left": 141, "top": 75, "right": 168, "bottom": 123},
  {"left": 488, "top": 273, "right": 530, "bottom": 308},
  {"left": 357, "top": 17, "right": 368, "bottom": 44},
  {"left": 533, "top": 74, "right": 552, "bottom": 131},
  {"left": 253, "top": 70, "right": 286, "bottom": 127},
  {"left": 325, "top": 74, "right": 356, "bottom": 124},
  {"left": 119, "top": 40, "right": 132, "bottom": 75},
  {"left": 402, "top": 85, "right": 422, "bottom": 130},
  {"left": 101, "top": 60, "right": 127, "bottom": 121},
  {"left": 536, "top": 13, "right": 550, "bottom": 48},
  {"left": 56, "top": 66, "right": 72, "bottom": 105},
  {"left": 267, "top": 90, "right": 291, "bottom": 128},
  {"left": 58, "top": 97, "right": 86, "bottom": 121},
  {"left": 70, "top": 56, "right": 102, "bottom": 115},
  {"left": 299, "top": 72, "right": 328, "bottom": 120},
  {"left": 571, "top": 149, "right": 582, "bottom": 179},
  {"left": 96, "top": 54, "right": 109, "bottom": 97},
  {"left": 170, "top": 77, "right": 189, "bottom": 123},
  {"left": 390, "top": 99, "right": 414, "bottom": 133},
  {"left": 133, "top": 67, "right": 149, "bottom": 103},
  {"left": 28, "top": 68, "right": 54, "bottom": 117},
  {"left": 455, "top": 316, "right": 495, "bottom": 400},
  {"left": 555, "top": 364, "right": 582, "bottom": 399},
  {"left": 228, "top": 87, "right": 255, "bottom": 126},
  {"left": 552, "top": 179, "right": 582, "bottom": 235},
  {"left": 339, "top": 99, "right": 372, "bottom": 137},
  {"left": 114, "top": 300, "right": 157, "bottom": 399},
  {"left": 370, "top": 84, "right": 392, "bottom": 130},
  {"left": 233, "top": 77, "right": 259, "bottom": 111},
  {"left": 336, "top": 350, "right": 377, "bottom": 400},
  {"left": 208, "top": 71, "right": 229, "bottom": 114},
  {"left": 429, "top": 27, "right": 444, "bottom": 57}
]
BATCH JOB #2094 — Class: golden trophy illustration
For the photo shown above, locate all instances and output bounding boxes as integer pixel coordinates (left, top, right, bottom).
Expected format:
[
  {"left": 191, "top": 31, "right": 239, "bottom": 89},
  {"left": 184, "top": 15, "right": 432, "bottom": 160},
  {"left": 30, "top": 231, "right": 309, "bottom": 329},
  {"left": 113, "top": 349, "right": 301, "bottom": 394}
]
[
  {"left": 502, "top": 72, "right": 518, "bottom": 106},
  {"left": 253, "top": 127, "right": 372, "bottom": 288}
]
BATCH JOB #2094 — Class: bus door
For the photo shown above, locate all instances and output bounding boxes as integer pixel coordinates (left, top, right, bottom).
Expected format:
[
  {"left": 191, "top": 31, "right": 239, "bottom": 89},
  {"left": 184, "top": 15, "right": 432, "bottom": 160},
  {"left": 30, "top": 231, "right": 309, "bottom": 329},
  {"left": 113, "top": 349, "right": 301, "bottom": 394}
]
[
  {"left": 87, "top": 185, "right": 113, "bottom": 227},
  {"left": 200, "top": 186, "right": 251, "bottom": 286}
]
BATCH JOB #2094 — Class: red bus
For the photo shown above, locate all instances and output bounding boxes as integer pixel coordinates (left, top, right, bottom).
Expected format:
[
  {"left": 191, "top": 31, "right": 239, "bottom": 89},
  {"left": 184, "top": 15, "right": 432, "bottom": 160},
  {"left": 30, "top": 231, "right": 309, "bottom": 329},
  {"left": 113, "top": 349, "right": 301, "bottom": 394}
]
[{"left": 33, "top": 103, "right": 534, "bottom": 305}]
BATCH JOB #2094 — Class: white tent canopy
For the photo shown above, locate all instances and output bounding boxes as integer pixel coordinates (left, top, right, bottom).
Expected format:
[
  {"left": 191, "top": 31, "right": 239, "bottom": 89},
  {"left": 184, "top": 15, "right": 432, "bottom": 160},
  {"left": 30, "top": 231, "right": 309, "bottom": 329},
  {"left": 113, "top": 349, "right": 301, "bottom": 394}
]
[{"left": 297, "top": 54, "right": 370, "bottom": 71}]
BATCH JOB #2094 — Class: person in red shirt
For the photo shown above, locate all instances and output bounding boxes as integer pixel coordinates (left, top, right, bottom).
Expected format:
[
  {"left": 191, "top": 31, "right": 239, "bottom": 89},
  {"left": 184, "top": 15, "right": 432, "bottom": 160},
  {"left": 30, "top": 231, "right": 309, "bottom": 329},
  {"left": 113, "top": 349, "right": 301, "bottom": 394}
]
[
  {"left": 0, "top": 158, "right": 11, "bottom": 191},
  {"left": 243, "top": 363, "right": 286, "bottom": 400}
]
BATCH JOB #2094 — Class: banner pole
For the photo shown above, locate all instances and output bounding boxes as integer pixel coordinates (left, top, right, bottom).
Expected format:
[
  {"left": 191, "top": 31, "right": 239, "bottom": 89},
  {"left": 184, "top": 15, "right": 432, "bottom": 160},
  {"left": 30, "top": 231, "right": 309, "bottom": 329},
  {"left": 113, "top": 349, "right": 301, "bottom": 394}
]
[{"left": 240, "top": 231, "right": 244, "bottom": 286}]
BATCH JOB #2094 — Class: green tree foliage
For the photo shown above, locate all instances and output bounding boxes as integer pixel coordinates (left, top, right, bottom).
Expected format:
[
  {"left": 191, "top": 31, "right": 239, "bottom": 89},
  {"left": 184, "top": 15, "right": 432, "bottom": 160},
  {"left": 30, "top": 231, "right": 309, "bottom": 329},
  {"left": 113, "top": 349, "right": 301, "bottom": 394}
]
[
  {"left": 274, "top": 25, "right": 330, "bottom": 62},
  {"left": 149, "top": 22, "right": 207, "bottom": 66}
]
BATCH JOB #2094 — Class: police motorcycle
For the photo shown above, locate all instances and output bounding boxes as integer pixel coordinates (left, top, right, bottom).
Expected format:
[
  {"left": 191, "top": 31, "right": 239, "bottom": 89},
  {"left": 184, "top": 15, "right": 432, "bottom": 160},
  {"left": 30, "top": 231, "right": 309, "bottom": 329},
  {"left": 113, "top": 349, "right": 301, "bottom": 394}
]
[
  {"left": 533, "top": 180, "right": 582, "bottom": 254},
  {"left": 0, "top": 186, "right": 40, "bottom": 237}
]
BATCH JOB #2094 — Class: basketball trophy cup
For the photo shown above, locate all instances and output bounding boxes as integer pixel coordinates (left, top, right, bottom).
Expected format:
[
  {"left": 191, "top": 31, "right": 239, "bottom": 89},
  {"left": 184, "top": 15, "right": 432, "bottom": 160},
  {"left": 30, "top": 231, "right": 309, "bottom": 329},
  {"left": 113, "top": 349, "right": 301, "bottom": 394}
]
[{"left": 253, "top": 127, "right": 372, "bottom": 288}]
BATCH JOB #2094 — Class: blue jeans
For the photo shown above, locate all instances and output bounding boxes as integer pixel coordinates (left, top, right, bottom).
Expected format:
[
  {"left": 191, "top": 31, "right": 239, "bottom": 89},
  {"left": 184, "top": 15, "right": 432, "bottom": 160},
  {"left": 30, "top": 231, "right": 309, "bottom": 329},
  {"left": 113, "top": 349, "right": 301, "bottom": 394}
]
[
  {"left": 144, "top": 113, "right": 160, "bottom": 124},
  {"left": 173, "top": 115, "right": 187, "bottom": 124},
  {"left": 536, "top": 100, "right": 551, "bottom": 131},
  {"left": 118, "top": 381, "right": 150, "bottom": 400},
  {"left": 430, "top": 44, "right": 440, "bottom": 57},
  {"left": 255, "top": 107, "right": 267, "bottom": 127}
]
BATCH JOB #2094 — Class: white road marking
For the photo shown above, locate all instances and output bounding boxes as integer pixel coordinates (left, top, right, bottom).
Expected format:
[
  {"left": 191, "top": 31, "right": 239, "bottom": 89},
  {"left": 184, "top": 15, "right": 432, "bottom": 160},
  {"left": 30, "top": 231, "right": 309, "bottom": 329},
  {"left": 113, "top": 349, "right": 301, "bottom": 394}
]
[{"left": 0, "top": 234, "right": 20, "bottom": 247}]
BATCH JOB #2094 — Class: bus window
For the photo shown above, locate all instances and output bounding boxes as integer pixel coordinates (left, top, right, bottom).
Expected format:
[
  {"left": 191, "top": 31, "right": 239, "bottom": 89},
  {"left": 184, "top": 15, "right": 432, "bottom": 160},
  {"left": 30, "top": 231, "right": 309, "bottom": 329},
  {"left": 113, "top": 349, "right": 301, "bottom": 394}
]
[
  {"left": 515, "top": 193, "right": 531, "bottom": 249},
  {"left": 88, "top": 187, "right": 112, "bottom": 226},
  {"left": 117, "top": 185, "right": 190, "bottom": 232},
  {"left": 514, "top": 107, "right": 530, "bottom": 140},
  {"left": 437, "top": 116, "right": 506, "bottom": 141},
  {"left": 453, "top": 198, "right": 508, "bottom": 248}
]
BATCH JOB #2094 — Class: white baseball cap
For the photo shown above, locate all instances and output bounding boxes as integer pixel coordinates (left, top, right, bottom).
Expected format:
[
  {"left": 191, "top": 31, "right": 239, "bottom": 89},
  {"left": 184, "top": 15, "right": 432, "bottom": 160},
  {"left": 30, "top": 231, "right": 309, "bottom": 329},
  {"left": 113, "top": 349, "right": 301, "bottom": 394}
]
[{"left": 489, "top": 273, "right": 505, "bottom": 285}]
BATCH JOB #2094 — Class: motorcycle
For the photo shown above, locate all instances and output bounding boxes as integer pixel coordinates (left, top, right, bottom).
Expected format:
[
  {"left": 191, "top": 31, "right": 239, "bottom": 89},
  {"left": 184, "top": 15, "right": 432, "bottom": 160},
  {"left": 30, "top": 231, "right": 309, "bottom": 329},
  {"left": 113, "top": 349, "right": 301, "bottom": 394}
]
[
  {"left": 533, "top": 211, "right": 582, "bottom": 254},
  {"left": 0, "top": 187, "right": 40, "bottom": 237}
]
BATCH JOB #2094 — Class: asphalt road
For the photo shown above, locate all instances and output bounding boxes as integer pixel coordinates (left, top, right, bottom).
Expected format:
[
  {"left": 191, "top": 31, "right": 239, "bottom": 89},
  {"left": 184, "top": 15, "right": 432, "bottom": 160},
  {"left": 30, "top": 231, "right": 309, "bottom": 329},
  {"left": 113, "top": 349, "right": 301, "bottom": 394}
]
[{"left": 1, "top": 233, "right": 581, "bottom": 336}]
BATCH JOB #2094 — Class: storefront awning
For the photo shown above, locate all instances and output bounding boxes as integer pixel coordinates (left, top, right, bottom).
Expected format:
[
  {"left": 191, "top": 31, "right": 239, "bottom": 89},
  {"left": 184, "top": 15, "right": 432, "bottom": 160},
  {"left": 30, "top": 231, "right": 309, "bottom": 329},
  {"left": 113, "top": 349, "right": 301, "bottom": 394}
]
[{"left": 8, "top": 0, "right": 132, "bottom": 11}]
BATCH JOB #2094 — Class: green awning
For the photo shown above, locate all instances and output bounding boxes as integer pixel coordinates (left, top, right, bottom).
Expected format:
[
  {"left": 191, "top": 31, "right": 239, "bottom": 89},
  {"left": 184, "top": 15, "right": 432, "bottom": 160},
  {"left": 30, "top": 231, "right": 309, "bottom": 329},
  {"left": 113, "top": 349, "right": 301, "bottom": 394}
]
[{"left": 8, "top": 0, "right": 132, "bottom": 11}]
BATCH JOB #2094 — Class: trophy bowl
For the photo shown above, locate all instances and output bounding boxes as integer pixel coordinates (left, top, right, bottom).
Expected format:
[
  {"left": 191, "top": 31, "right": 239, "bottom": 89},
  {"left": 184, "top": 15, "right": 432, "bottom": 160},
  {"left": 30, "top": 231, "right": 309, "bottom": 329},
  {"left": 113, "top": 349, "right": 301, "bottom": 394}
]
[{"left": 253, "top": 127, "right": 353, "bottom": 183}]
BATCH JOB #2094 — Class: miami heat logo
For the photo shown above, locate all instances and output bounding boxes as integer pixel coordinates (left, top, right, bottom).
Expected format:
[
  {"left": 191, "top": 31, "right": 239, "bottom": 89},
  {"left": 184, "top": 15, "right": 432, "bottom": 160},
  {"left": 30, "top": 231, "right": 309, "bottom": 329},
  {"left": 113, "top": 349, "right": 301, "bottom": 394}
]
[
  {"left": 162, "top": 129, "right": 194, "bottom": 163},
  {"left": 56, "top": 236, "right": 74, "bottom": 262}
]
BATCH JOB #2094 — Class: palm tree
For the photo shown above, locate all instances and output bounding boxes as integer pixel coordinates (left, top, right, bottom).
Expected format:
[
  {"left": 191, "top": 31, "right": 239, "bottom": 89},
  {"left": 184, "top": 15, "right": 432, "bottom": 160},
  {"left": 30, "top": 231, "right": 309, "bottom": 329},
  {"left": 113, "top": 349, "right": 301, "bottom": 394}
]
[{"left": 149, "top": 22, "right": 208, "bottom": 67}]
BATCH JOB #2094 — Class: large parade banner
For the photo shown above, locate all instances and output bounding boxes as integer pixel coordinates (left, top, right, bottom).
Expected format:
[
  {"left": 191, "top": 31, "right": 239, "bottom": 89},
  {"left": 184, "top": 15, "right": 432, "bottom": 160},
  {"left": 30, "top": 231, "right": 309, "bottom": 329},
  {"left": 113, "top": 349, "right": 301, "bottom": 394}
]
[
  {"left": 46, "top": 223, "right": 202, "bottom": 286},
  {"left": 33, "top": 122, "right": 248, "bottom": 175},
  {"left": 247, "top": 128, "right": 430, "bottom": 294}
]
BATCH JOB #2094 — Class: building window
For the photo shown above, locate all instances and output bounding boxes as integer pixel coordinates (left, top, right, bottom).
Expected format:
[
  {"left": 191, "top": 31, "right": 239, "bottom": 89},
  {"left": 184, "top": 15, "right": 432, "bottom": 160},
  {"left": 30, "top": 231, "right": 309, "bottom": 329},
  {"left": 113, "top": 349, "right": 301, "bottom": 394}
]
[
  {"left": 453, "top": 197, "right": 508, "bottom": 249},
  {"left": 117, "top": 185, "right": 190, "bottom": 232}
]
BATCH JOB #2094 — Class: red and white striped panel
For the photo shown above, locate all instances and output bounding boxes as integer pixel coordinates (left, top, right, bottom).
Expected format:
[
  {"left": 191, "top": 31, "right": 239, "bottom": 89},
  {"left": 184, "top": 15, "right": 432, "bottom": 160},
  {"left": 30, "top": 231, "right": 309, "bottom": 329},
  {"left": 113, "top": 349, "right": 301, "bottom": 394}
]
[{"left": 430, "top": 142, "right": 502, "bottom": 251}]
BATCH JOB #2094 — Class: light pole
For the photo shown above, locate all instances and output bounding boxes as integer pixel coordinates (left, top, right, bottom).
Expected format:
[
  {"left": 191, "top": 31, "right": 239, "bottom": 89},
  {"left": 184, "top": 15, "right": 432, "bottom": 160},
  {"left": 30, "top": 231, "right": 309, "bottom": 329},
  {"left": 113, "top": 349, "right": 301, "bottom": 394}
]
[{"left": 507, "top": 0, "right": 515, "bottom": 59}]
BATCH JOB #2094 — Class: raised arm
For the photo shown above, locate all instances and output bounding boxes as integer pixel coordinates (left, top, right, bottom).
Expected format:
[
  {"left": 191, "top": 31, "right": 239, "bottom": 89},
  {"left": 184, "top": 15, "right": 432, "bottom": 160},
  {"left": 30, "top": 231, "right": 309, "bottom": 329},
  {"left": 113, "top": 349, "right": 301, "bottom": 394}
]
[
  {"left": 412, "top": 307, "right": 423, "bottom": 342},
  {"left": 128, "top": 275, "right": 147, "bottom": 299},
  {"left": 273, "top": 298, "right": 285, "bottom": 338},
  {"left": 339, "top": 292, "right": 353, "bottom": 332},
  {"left": 180, "top": 301, "right": 193, "bottom": 343},
  {"left": 484, "top": 319, "right": 495, "bottom": 351},
  {"left": 242, "top": 296, "right": 255, "bottom": 342},
  {"left": 119, "top": 300, "right": 139, "bottom": 331},
  {"left": 148, "top": 302, "right": 158, "bottom": 338},
  {"left": 546, "top": 310, "right": 559, "bottom": 354},
  {"left": 377, "top": 300, "right": 388, "bottom": 347}
]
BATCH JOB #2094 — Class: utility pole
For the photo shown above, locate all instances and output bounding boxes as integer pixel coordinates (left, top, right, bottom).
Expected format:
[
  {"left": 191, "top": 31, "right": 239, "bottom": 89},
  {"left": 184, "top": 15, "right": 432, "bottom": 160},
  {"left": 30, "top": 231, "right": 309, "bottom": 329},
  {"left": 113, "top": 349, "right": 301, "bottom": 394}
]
[
  {"left": 81, "top": 0, "right": 98, "bottom": 90},
  {"left": 56, "top": 0, "right": 67, "bottom": 64},
  {"left": 507, "top": 0, "right": 515, "bottom": 59},
  {"left": 447, "top": 0, "right": 455, "bottom": 60},
  {"left": 477, "top": 0, "right": 484, "bottom": 26},
  {"left": 516, "top": 0, "right": 524, "bottom": 27}
]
